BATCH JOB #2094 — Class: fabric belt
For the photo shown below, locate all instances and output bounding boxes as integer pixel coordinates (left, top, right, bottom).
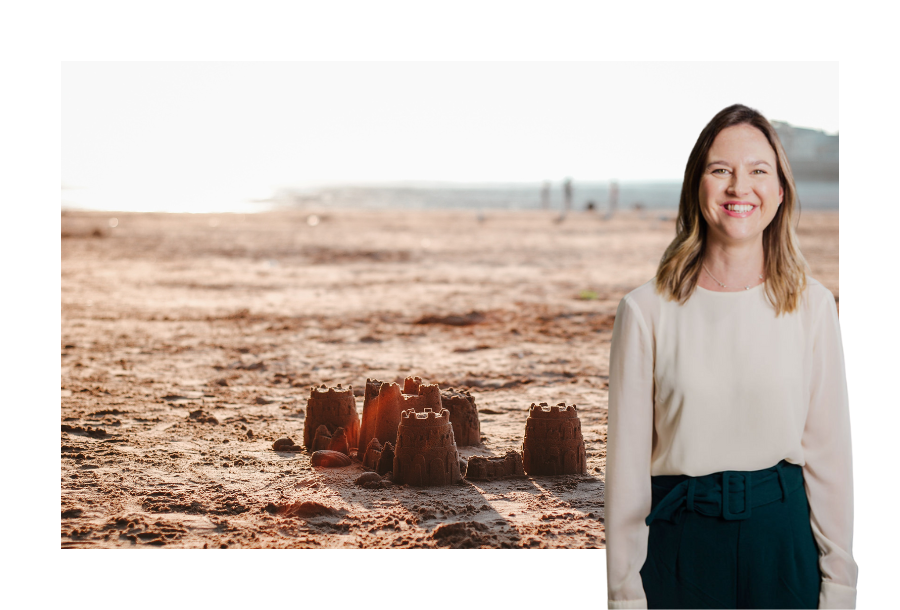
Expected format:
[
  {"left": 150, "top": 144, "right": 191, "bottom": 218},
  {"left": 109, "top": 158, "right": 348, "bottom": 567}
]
[{"left": 645, "top": 460, "right": 804, "bottom": 525}]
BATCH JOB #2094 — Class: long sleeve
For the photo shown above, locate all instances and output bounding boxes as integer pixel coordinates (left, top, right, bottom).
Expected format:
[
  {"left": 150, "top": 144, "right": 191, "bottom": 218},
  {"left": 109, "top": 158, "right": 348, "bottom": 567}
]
[
  {"left": 606, "top": 295, "right": 655, "bottom": 609},
  {"left": 802, "top": 291, "right": 858, "bottom": 609}
]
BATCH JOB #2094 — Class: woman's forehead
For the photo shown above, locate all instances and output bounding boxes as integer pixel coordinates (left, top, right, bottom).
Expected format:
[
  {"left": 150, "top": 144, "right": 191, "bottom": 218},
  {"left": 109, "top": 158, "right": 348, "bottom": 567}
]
[{"left": 708, "top": 124, "right": 777, "bottom": 162}]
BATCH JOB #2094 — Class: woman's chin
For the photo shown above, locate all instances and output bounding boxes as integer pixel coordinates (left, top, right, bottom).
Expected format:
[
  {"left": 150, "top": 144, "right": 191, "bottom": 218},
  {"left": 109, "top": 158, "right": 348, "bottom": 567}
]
[{"left": 709, "top": 227, "right": 763, "bottom": 246}]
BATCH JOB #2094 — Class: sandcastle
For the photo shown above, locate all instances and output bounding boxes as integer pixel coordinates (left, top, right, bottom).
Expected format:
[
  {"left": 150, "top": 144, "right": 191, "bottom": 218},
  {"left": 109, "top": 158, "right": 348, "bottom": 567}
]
[
  {"left": 521, "top": 402, "right": 586, "bottom": 476},
  {"left": 362, "top": 437, "right": 383, "bottom": 470},
  {"left": 304, "top": 384, "right": 360, "bottom": 452},
  {"left": 361, "top": 437, "right": 395, "bottom": 476},
  {"left": 289, "top": 379, "right": 588, "bottom": 483},
  {"left": 311, "top": 425, "right": 333, "bottom": 451},
  {"left": 393, "top": 407, "right": 462, "bottom": 486},
  {"left": 357, "top": 377, "right": 442, "bottom": 458},
  {"left": 440, "top": 388, "right": 481, "bottom": 446},
  {"left": 465, "top": 451, "right": 525, "bottom": 480}
]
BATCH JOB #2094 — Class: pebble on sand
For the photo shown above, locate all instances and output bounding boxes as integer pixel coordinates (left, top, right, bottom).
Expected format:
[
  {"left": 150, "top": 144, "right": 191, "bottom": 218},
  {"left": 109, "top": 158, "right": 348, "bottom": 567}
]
[{"left": 272, "top": 438, "right": 303, "bottom": 452}]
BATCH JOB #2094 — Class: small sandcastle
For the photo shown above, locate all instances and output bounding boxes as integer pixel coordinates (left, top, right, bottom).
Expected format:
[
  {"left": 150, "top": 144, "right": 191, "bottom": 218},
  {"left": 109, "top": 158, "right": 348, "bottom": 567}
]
[
  {"left": 304, "top": 384, "right": 360, "bottom": 453},
  {"left": 465, "top": 451, "right": 525, "bottom": 480},
  {"left": 361, "top": 437, "right": 394, "bottom": 476},
  {"left": 311, "top": 425, "right": 350, "bottom": 454},
  {"left": 357, "top": 377, "right": 442, "bottom": 458},
  {"left": 392, "top": 407, "right": 462, "bottom": 486},
  {"left": 440, "top": 387, "right": 481, "bottom": 446},
  {"left": 521, "top": 402, "right": 586, "bottom": 476}
]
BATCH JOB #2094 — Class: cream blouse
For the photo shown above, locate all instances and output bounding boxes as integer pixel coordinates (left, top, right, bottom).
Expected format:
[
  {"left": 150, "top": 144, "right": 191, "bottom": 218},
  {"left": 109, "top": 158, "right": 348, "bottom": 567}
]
[{"left": 605, "top": 277, "right": 857, "bottom": 609}]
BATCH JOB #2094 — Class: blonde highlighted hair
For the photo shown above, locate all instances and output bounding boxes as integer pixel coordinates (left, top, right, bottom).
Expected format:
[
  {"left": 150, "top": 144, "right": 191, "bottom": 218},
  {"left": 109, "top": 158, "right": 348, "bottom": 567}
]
[{"left": 656, "top": 104, "right": 809, "bottom": 315}]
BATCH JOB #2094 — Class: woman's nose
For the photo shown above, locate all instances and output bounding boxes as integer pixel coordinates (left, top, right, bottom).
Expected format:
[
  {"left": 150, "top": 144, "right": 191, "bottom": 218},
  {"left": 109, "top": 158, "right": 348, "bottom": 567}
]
[{"left": 728, "top": 173, "right": 751, "bottom": 196}]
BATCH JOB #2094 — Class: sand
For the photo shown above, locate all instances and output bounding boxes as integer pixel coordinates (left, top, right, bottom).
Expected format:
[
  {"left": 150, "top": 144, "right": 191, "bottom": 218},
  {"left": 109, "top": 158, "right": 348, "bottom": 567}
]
[{"left": 60, "top": 207, "right": 838, "bottom": 549}]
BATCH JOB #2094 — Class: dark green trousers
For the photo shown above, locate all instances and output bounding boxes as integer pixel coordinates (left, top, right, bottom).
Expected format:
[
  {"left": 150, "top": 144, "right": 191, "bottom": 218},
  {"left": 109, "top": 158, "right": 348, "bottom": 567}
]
[{"left": 640, "top": 461, "right": 821, "bottom": 609}]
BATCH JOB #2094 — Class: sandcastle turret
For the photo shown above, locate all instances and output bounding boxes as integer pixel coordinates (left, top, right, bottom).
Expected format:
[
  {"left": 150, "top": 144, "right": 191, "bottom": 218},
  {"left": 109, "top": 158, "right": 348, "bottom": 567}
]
[
  {"left": 328, "top": 427, "right": 349, "bottom": 455},
  {"left": 362, "top": 437, "right": 383, "bottom": 471},
  {"left": 440, "top": 387, "right": 481, "bottom": 446},
  {"left": 521, "top": 402, "right": 586, "bottom": 476},
  {"left": 392, "top": 407, "right": 461, "bottom": 486},
  {"left": 356, "top": 376, "right": 442, "bottom": 458},
  {"left": 311, "top": 424, "right": 333, "bottom": 451},
  {"left": 303, "top": 384, "right": 360, "bottom": 451}
]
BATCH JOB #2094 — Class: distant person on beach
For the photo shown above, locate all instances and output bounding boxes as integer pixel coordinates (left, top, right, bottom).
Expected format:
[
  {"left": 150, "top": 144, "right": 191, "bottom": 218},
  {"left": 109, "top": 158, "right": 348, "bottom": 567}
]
[
  {"left": 541, "top": 181, "right": 551, "bottom": 210},
  {"left": 608, "top": 180, "right": 619, "bottom": 218},
  {"left": 606, "top": 105, "right": 856, "bottom": 609},
  {"left": 563, "top": 177, "right": 573, "bottom": 214}
]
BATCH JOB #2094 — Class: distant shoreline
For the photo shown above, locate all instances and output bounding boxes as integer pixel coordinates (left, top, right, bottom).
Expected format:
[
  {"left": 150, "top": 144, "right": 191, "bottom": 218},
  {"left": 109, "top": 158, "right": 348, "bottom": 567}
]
[{"left": 61, "top": 179, "right": 839, "bottom": 215}]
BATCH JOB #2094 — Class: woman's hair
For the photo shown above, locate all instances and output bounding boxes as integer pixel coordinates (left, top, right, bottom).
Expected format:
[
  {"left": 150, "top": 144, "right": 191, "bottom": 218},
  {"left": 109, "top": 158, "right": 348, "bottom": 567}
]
[{"left": 655, "top": 104, "right": 809, "bottom": 315}]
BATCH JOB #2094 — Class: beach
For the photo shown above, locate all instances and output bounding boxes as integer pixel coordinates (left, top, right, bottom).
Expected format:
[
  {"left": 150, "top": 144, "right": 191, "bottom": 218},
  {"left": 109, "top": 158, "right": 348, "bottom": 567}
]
[{"left": 60, "top": 207, "right": 839, "bottom": 548}]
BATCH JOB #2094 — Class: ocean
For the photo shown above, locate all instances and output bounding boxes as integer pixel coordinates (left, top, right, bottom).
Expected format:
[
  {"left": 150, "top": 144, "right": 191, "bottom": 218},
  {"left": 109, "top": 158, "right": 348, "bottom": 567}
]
[
  {"left": 282, "top": 180, "right": 839, "bottom": 212},
  {"left": 61, "top": 180, "right": 839, "bottom": 214}
]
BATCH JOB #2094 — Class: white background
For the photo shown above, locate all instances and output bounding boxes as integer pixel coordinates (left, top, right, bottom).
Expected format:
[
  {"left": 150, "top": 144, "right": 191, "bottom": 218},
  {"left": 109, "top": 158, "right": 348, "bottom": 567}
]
[{"left": 3, "top": 2, "right": 894, "bottom": 609}]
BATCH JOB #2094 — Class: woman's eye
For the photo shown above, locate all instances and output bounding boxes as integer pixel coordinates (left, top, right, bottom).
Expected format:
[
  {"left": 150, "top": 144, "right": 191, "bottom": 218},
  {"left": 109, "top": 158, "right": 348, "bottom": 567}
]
[
  {"left": 711, "top": 168, "right": 729, "bottom": 175},
  {"left": 752, "top": 169, "right": 767, "bottom": 175}
]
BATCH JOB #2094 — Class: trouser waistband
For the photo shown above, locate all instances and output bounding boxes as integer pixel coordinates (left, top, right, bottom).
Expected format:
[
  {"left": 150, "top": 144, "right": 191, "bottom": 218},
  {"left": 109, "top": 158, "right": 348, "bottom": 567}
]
[{"left": 645, "top": 460, "right": 804, "bottom": 525}]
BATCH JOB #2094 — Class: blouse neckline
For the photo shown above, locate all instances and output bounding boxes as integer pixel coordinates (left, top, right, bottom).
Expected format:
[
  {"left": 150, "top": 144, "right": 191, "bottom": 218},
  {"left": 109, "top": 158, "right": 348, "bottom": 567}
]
[{"left": 695, "top": 282, "right": 766, "bottom": 296}]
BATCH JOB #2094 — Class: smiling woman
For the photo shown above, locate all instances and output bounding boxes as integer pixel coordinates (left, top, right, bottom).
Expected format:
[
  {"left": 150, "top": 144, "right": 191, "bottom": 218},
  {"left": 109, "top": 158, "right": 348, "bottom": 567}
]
[
  {"left": 656, "top": 105, "right": 808, "bottom": 312},
  {"left": 605, "top": 105, "right": 857, "bottom": 609},
  {"left": 699, "top": 124, "right": 784, "bottom": 247}
]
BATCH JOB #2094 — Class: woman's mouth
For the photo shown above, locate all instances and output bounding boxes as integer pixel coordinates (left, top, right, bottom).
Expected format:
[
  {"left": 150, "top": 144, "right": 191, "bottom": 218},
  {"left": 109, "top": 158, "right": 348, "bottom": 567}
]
[{"left": 721, "top": 203, "right": 756, "bottom": 218}]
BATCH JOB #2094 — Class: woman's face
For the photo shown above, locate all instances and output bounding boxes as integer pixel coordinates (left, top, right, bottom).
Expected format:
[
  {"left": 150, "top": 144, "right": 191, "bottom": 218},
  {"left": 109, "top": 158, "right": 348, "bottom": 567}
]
[{"left": 698, "top": 124, "right": 784, "bottom": 248}]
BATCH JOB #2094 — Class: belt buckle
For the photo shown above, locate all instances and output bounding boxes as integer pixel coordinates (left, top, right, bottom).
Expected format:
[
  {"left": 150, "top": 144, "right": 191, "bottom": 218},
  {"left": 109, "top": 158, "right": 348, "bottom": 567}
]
[{"left": 722, "top": 471, "right": 752, "bottom": 521}]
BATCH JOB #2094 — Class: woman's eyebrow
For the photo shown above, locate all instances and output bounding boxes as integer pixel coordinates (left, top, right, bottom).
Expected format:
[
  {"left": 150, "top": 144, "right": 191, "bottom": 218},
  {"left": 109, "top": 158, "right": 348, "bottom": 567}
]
[{"left": 706, "top": 159, "right": 774, "bottom": 168}]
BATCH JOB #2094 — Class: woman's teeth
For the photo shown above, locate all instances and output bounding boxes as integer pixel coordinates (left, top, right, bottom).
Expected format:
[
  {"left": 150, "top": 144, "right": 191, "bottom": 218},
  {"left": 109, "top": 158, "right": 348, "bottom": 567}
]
[{"left": 725, "top": 204, "right": 753, "bottom": 213}]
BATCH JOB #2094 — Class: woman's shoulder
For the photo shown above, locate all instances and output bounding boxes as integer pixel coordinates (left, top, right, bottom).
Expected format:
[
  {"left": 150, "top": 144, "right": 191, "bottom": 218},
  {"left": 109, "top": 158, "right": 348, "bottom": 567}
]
[
  {"left": 612, "top": 279, "right": 660, "bottom": 337},
  {"left": 618, "top": 278, "right": 663, "bottom": 319},
  {"left": 801, "top": 276, "right": 839, "bottom": 316},
  {"left": 621, "top": 278, "right": 660, "bottom": 305},
  {"left": 802, "top": 276, "right": 837, "bottom": 303}
]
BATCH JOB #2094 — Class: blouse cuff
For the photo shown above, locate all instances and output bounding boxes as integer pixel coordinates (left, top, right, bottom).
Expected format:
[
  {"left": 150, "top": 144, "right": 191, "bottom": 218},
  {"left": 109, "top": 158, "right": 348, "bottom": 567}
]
[
  {"left": 819, "top": 581, "right": 857, "bottom": 609},
  {"left": 608, "top": 599, "right": 647, "bottom": 609}
]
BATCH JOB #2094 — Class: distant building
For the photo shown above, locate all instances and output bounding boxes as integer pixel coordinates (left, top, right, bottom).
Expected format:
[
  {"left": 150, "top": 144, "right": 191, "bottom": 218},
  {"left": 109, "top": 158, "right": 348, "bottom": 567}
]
[{"left": 772, "top": 121, "right": 839, "bottom": 182}]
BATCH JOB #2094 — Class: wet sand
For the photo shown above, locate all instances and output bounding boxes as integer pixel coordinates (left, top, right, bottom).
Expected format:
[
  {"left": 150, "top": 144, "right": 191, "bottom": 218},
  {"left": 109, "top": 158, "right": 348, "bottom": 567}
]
[{"left": 60, "top": 207, "right": 838, "bottom": 548}]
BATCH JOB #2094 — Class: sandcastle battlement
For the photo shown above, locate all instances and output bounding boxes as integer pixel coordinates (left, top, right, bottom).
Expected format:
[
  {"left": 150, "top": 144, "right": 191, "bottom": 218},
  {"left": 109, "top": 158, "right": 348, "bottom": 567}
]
[
  {"left": 528, "top": 402, "right": 579, "bottom": 419},
  {"left": 376, "top": 379, "right": 441, "bottom": 407},
  {"left": 400, "top": 407, "right": 451, "bottom": 426},
  {"left": 403, "top": 376, "right": 423, "bottom": 394},
  {"left": 397, "top": 410, "right": 457, "bottom": 448},
  {"left": 309, "top": 383, "right": 354, "bottom": 399}
]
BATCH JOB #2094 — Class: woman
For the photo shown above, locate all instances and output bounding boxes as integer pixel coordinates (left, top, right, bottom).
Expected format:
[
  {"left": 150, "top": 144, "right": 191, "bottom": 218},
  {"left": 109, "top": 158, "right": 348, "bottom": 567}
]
[{"left": 605, "top": 105, "right": 856, "bottom": 609}]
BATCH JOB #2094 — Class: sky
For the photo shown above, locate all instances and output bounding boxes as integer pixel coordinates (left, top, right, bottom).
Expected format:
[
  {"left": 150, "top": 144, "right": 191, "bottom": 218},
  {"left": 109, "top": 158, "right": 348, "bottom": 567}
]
[{"left": 61, "top": 62, "right": 838, "bottom": 213}]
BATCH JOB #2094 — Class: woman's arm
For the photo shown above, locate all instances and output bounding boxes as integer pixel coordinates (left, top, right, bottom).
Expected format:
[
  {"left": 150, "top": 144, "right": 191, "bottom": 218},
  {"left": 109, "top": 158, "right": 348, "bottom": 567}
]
[
  {"left": 803, "top": 290, "right": 858, "bottom": 609},
  {"left": 606, "top": 295, "right": 655, "bottom": 609}
]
